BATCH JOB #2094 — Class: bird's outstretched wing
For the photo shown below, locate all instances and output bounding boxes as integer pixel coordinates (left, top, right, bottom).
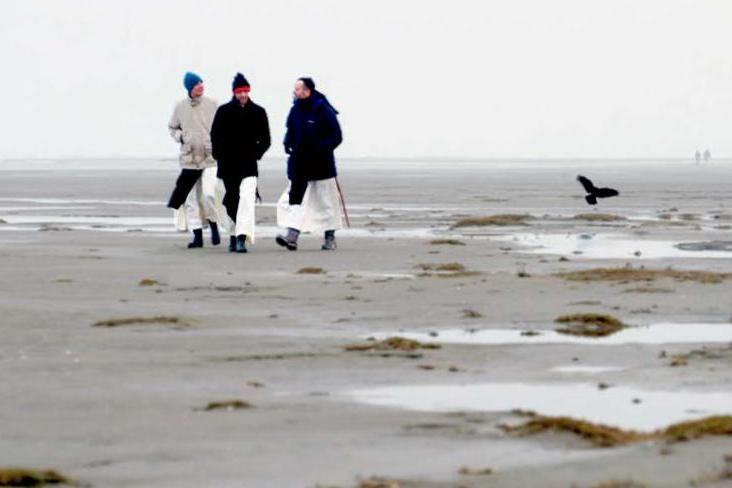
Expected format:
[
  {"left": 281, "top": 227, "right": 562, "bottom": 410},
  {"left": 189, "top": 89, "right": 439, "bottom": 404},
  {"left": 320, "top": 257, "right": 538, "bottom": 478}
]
[
  {"left": 577, "top": 175, "right": 596, "bottom": 194},
  {"left": 595, "top": 187, "right": 619, "bottom": 198}
]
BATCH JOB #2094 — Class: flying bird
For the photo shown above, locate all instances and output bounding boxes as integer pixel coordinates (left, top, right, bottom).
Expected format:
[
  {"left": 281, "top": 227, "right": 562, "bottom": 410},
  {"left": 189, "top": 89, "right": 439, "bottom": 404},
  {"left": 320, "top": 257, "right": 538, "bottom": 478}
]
[{"left": 576, "top": 175, "right": 619, "bottom": 205}]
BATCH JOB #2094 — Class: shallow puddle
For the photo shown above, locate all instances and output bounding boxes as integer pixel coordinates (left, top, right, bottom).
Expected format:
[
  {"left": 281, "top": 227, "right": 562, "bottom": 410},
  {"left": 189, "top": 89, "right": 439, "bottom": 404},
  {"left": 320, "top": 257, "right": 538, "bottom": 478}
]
[
  {"left": 492, "top": 233, "right": 732, "bottom": 259},
  {"left": 345, "top": 382, "right": 732, "bottom": 431},
  {"left": 372, "top": 323, "right": 732, "bottom": 345}
]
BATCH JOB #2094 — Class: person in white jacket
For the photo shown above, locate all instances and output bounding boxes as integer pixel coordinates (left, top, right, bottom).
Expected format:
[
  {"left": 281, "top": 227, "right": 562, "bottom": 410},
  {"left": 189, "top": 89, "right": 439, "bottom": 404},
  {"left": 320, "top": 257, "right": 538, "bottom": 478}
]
[{"left": 167, "top": 72, "right": 221, "bottom": 248}]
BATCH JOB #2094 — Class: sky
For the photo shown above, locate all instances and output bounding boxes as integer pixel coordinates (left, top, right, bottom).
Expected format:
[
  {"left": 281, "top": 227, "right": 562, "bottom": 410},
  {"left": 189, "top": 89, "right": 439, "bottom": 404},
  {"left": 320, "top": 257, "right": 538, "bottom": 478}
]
[{"left": 1, "top": 0, "right": 731, "bottom": 159}]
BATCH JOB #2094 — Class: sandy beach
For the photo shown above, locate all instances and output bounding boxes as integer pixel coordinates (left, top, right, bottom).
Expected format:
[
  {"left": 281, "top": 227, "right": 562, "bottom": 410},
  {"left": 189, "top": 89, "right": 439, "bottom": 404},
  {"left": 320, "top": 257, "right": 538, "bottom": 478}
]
[{"left": 1, "top": 158, "right": 731, "bottom": 488}]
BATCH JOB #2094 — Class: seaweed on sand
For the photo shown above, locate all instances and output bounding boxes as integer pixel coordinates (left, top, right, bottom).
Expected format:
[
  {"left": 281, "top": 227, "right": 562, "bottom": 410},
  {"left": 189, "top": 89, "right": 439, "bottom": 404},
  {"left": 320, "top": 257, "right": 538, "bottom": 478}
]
[
  {"left": 92, "top": 316, "right": 185, "bottom": 328},
  {"left": 0, "top": 468, "right": 72, "bottom": 486},
  {"left": 555, "top": 267, "right": 730, "bottom": 284},
  {"left": 502, "top": 414, "right": 732, "bottom": 447},
  {"left": 344, "top": 337, "right": 441, "bottom": 352},
  {"left": 573, "top": 213, "right": 626, "bottom": 222},
  {"left": 555, "top": 313, "right": 626, "bottom": 337},
  {"left": 452, "top": 214, "right": 532, "bottom": 228},
  {"left": 297, "top": 267, "right": 326, "bottom": 274},
  {"left": 428, "top": 239, "right": 466, "bottom": 246},
  {"left": 198, "top": 400, "right": 253, "bottom": 411}
]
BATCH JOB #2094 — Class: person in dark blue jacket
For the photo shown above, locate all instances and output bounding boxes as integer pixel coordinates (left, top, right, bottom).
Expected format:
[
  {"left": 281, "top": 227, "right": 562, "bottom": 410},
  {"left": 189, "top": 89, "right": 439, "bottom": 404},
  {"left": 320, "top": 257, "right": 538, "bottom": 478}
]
[{"left": 276, "top": 77, "right": 345, "bottom": 251}]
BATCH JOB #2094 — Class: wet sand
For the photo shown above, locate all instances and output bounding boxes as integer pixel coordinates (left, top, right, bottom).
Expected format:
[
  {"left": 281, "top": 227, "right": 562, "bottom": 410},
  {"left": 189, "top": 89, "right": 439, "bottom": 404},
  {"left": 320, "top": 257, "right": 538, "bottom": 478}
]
[{"left": 1, "top": 159, "right": 731, "bottom": 487}]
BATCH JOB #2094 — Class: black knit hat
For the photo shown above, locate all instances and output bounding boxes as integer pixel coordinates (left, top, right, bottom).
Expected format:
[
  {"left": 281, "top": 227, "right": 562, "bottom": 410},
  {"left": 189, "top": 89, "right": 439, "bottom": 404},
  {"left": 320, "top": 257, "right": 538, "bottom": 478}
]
[{"left": 232, "top": 73, "right": 250, "bottom": 91}]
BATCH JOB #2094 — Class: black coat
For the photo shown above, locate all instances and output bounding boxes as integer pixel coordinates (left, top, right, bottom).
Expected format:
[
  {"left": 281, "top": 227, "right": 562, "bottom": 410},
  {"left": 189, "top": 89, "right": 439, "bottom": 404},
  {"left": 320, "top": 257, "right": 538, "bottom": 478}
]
[
  {"left": 211, "top": 98, "right": 271, "bottom": 180},
  {"left": 284, "top": 94, "right": 342, "bottom": 181}
]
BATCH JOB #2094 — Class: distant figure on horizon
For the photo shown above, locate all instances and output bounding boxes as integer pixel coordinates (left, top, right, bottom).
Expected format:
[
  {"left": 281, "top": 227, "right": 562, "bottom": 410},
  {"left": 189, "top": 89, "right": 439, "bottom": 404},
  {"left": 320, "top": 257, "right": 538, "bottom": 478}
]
[
  {"left": 276, "top": 77, "right": 346, "bottom": 251},
  {"left": 577, "top": 175, "right": 619, "bottom": 205},
  {"left": 704, "top": 148, "right": 711, "bottom": 163},
  {"left": 167, "top": 72, "right": 221, "bottom": 249},
  {"left": 695, "top": 149, "right": 702, "bottom": 165}
]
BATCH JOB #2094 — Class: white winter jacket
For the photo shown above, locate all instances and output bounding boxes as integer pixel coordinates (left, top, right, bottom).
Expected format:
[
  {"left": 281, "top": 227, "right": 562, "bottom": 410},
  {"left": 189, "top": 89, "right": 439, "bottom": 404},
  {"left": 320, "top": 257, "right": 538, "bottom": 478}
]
[{"left": 168, "top": 96, "right": 218, "bottom": 169}]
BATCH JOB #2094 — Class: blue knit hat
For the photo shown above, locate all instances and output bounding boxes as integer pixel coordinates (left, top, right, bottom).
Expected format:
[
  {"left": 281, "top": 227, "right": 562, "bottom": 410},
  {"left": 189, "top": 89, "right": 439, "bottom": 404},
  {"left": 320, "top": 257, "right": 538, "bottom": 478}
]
[{"left": 183, "top": 72, "right": 203, "bottom": 95}]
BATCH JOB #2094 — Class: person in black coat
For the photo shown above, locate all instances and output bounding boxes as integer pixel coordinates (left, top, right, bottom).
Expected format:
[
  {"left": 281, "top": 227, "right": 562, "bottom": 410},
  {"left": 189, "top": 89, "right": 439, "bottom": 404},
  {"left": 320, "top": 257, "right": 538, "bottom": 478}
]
[
  {"left": 211, "top": 73, "right": 271, "bottom": 253},
  {"left": 276, "top": 77, "right": 345, "bottom": 251}
]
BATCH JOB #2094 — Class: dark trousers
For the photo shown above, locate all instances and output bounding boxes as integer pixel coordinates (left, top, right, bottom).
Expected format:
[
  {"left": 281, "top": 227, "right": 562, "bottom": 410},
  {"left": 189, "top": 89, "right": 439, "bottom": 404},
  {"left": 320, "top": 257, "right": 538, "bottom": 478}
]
[
  {"left": 288, "top": 179, "right": 308, "bottom": 205},
  {"left": 222, "top": 176, "right": 243, "bottom": 223},
  {"left": 167, "top": 169, "right": 203, "bottom": 209}
]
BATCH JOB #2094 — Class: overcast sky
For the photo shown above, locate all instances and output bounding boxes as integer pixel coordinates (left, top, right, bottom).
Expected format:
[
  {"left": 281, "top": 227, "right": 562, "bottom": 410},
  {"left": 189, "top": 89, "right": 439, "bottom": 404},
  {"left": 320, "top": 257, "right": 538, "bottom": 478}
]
[{"left": 1, "top": 0, "right": 730, "bottom": 159}]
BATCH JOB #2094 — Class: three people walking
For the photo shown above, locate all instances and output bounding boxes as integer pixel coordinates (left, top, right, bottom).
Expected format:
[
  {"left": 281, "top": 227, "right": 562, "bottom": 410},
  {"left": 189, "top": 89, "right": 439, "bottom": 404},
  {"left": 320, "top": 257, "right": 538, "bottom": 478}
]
[{"left": 167, "top": 73, "right": 344, "bottom": 253}]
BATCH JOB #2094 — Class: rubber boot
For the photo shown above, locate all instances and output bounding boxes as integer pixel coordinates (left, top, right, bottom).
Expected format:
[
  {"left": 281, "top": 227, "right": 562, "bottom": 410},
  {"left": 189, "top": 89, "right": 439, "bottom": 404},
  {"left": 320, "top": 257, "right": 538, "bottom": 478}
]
[
  {"left": 235, "top": 235, "right": 248, "bottom": 253},
  {"left": 275, "top": 227, "right": 299, "bottom": 251},
  {"left": 187, "top": 228, "right": 203, "bottom": 248},
  {"left": 321, "top": 230, "right": 336, "bottom": 251},
  {"left": 209, "top": 220, "right": 220, "bottom": 246}
]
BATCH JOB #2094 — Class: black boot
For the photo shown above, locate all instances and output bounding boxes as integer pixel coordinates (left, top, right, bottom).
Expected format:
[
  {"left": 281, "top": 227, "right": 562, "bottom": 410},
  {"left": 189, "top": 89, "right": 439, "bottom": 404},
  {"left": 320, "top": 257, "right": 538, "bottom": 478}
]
[
  {"left": 321, "top": 230, "right": 336, "bottom": 251},
  {"left": 275, "top": 227, "right": 299, "bottom": 251},
  {"left": 187, "top": 229, "right": 203, "bottom": 248},
  {"left": 229, "top": 236, "right": 237, "bottom": 252},
  {"left": 209, "top": 220, "right": 220, "bottom": 246},
  {"left": 235, "top": 235, "right": 247, "bottom": 253}
]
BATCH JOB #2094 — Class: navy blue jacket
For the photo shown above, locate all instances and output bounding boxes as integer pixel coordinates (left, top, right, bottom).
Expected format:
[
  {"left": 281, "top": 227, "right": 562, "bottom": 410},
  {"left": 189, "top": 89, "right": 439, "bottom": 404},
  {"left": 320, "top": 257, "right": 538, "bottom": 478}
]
[
  {"left": 211, "top": 98, "right": 270, "bottom": 180},
  {"left": 284, "top": 94, "right": 342, "bottom": 181}
]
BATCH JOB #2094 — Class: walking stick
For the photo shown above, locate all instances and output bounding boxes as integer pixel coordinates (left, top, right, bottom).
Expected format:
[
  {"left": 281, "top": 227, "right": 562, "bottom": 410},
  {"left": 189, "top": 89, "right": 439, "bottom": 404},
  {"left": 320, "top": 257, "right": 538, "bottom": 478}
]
[{"left": 335, "top": 177, "right": 351, "bottom": 228}]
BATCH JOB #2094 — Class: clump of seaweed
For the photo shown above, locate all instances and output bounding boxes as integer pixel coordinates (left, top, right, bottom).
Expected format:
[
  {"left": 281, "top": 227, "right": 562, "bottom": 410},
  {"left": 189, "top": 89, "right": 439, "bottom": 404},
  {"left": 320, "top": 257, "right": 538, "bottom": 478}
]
[
  {"left": 502, "top": 414, "right": 732, "bottom": 447},
  {"left": 452, "top": 214, "right": 532, "bottom": 228},
  {"left": 573, "top": 213, "right": 626, "bottom": 222},
  {"left": 0, "top": 467, "right": 72, "bottom": 486},
  {"left": 501, "top": 415, "right": 648, "bottom": 447},
  {"left": 623, "top": 286, "right": 674, "bottom": 294},
  {"left": 555, "top": 267, "right": 730, "bottom": 284},
  {"left": 92, "top": 316, "right": 184, "bottom": 328},
  {"left": 458, "top": 466, "right": 493, "bottom": 476},
  {"left": 0, "top": 218, "right": 7, "bottom": 224},
  {"left": 138, "top": 278, "right": 161, "bottom": 286},
  {"left": 356, "top": 477, "right": 401, "bottom": 488},
  {"left": 428, "top": 239, "right": 465, "bottom": 246},
  {"left": 555, "top": 313, "right": 626, "bottom": 337},
  {"left": 462, "top": 309, "right": 483, "bottom": 319},
  {"left": 415, "top": 262, "right": 481, "bottom": 278},
  {"left": 661, "top": 416, "right": 732, "bottom": 442},
  {"left": 297, "top": 267, "right": 326, "bottom": 275},
  {"left": 591, "top": 482, "right": 647, "bottom": 488},
  {"left": 344, "top": 337, "right": 441, "bottom": 352},
  {"left": 666, "top": 344, "right": 732, "bottom": 367},
  {"left": 416, "top": 262, "right": 466, "bottom": 272},
  {"left": 199, "top": 400, "right": 253, "bottom": 411}
]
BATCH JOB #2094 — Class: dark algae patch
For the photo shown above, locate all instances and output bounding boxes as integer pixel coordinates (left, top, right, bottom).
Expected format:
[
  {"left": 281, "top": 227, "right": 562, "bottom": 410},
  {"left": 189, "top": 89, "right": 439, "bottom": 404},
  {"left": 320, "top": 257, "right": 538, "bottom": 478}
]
[
  {"left": 452, "top": 214, "right": 532, "bottom": 227},
  {"left": 556, "top": 267, "right": 730, "bottom": 284},
  {"left": 555, "top": 313, "right": 626, "bottom": 337},
  {"left": 198, "top": 400, "right": 253, "bottom": 411},
  {"left": 502, "top": 414, "right": 732, "bottom": 447},
  {"left": 0, "top": 468, "right": 72, "bottom": 486},
  {"left": 344, "top": 337, "right": 441, "bottom": 352},
  {"left": 92, "top": 316, "right": 185, "bottom": 328}
]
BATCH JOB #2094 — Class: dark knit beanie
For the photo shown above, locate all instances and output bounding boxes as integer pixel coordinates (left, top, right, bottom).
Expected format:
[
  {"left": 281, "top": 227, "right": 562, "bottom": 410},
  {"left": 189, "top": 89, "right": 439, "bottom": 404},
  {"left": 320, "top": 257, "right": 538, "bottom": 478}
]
[
  {"left": 183, "top": 72, "right": 203, "bottom": 95},
  {"left": 232, "top": 73, "right": 250, "bottom": 92}
]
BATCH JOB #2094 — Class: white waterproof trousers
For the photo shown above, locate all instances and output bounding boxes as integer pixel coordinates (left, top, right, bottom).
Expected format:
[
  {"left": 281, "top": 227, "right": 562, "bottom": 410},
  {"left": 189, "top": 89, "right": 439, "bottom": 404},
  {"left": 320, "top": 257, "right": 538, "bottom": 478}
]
[
  {"left": 276, "top": 177, "right": 344, "bottom": 233},
  {"left": 227, "top": 176, "right": 257, "bottom": 243},
  {"left": 184, "top": 167, "right": 219, "bottom": 230}
]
